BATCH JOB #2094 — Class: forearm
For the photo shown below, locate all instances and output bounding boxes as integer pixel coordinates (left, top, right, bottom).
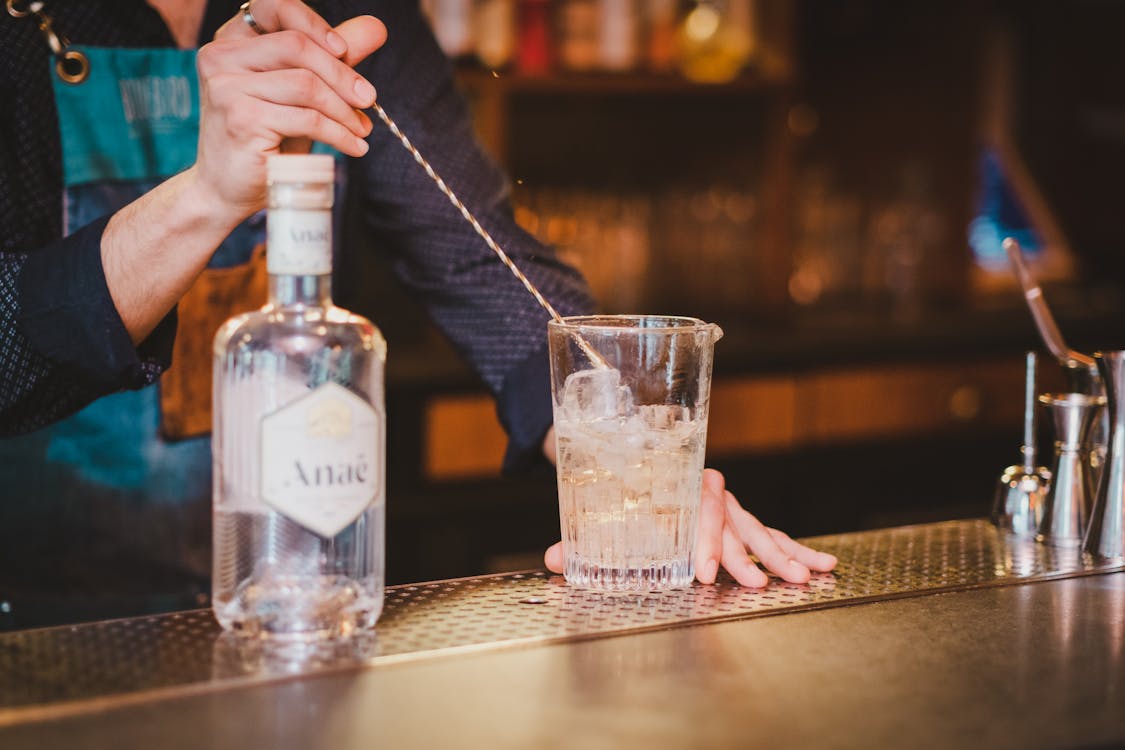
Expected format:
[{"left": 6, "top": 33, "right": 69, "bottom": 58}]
[
  {"left": 1, "top": 242, "right": 174, "bottom": 435},
  {"left": 102, "top": 166, "right": 243, "bottom": 344},
  {"left": 7, "top": 165, "right": 255, "bottom": 430},
  {"left": 0, "top": 252, "right": 89, "bottom": 432}
]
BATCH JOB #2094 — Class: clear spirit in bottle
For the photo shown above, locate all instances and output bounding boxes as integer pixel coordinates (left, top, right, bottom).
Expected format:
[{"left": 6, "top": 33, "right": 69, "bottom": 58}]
[{"left": 212, "top": 154, "right": 387, "bottom": 640}]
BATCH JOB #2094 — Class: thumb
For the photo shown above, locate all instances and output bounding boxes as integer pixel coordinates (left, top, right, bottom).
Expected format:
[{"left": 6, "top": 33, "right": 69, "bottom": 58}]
[
  {"left": 544, "top": 542, "right": 564, "bottom": 573},
  {"left": 335, "top": 15, "right": 388, "bottom": 68}
]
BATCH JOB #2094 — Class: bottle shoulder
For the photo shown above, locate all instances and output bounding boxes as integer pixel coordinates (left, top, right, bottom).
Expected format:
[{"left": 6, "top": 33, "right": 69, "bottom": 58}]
[{"left": 213, "top": 304, "right": 387, "bottom": 358}]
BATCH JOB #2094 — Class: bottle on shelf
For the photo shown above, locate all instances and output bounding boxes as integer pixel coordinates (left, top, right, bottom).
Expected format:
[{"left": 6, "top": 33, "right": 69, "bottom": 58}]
[
  {"left": 597, "top": 0, "right": 642, "bottom": 72},
  {"left": 422, "top": 0, "right": 476, "bottom": 61},
  {"left": 474, "top": 0, "right": 516, "bottom": 70},
  {"left": 516, "top": 0, "right": 553, "bottom": 74},
  {"left": 212, "top": 154, "right": 387, "bottom": 641},
  {"left": 555, "top": 0, "right": 601, "bottom": 72},
  {"left": 645, "top": 0, "right": 680, "bottom": 73},
  {"left": 677, "top": 0, "right": 756, "bottom": 83}
]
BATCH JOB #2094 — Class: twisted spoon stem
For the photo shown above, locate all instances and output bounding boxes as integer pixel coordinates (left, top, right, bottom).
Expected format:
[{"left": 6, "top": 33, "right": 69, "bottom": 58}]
[{"left": 371, "top": 102, "right": 608, "bottom": 369}]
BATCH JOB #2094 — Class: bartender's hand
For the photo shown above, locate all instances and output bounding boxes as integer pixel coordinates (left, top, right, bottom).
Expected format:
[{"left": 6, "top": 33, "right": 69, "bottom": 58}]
[
  {"left": 195, "top": 2, "right": 387, "bottom": 221},
  {"left": 688, "top": 469, "right": 837, "bottom": 586},
  {"left": 104, "top": 3, "right": 387, "bottom": 344},
  {"left": 540, "top": 450, "right": 838, "bottom": 586}
]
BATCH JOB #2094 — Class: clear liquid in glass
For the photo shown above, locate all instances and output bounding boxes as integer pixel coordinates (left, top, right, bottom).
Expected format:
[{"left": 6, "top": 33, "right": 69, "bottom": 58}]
[{"left": 556, "top": 409, "right": 706, "bottom": 591}]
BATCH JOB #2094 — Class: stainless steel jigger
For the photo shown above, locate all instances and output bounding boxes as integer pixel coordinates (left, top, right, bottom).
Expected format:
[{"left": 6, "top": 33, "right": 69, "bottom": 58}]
[
  {"left": 1037, "top": 393, "right": 1105, "bottom": 547},
  {"left": 1086, "top": 352, "right": 1125, "bottom": 560},
  {"left": 992, "top": 352, "right": 1050, "bottom": 537}
]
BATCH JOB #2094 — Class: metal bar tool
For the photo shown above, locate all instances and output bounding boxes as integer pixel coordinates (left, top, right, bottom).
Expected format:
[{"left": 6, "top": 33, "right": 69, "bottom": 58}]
[
  {"left": 371, "top": 102, "right": 610, "bottom": 370},
  {"left": 1004, "top": 236, "right": 1107, "bottom": 487},
  {"left": 992, "top": 351, "right": 1050, "bottom": 537},
  {"left": 1037, "top": 392, "right": 1104, "bottom": 546},
  {"left": 1086, "top": 352, "right": 1125, "bottom": 560}
]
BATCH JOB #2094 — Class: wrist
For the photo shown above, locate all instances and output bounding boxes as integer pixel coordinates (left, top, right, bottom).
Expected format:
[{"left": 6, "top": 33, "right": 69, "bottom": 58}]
[{"left": 175, "top": 165, "right": 256, "bottom": 236}]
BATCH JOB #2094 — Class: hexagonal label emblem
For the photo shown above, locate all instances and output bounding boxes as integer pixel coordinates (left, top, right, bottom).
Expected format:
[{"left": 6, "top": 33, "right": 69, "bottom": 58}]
[{"left": 260, "top": 382, "right": 382, "bottom": 538}]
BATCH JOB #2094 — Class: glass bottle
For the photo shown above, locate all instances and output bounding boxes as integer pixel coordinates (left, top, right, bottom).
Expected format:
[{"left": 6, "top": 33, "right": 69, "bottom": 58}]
[
  {"left": 556, "top": 0, "right": 600, "bottom": 72},
  {"left": 212, "top": 154, "right": 387, "bottom": 641},
  {"left": 422, "top": 0, "right": 475, "bottom": 62},
  {"left": 517, "top": 0, "right": 553, "bottom": 75},
  {"left": 597, "top": 0, "right": 640, "bottom": 72},
  {"left": 474, "top": 0, "right": 516, "bottom": 70},
  {"left": 677, "top": 0, "right": 754, "bottom": 83},
  {"left": 645, "top": 0, "right": 680, "bottom": 73}
]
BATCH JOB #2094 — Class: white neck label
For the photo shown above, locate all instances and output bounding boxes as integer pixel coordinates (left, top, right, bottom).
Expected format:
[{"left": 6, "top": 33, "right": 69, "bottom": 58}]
[
  {"left": 259, "top": 382, "right": 382, "bottom": 537},
  {"left": 267, "top": 208, "right": 332, "bottom": 275}
]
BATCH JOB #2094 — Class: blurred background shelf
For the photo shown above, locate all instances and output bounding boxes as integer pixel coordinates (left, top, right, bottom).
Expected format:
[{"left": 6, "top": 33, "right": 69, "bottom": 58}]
[
  {"left": 6, "top": 1, "right": 1125, "bottom": 632},
  {"left": 338, "top": 0, "right": 1125, "bottom": 586},
  {"left": 457, "top": 67, "right": 790, "bottom": 95}
]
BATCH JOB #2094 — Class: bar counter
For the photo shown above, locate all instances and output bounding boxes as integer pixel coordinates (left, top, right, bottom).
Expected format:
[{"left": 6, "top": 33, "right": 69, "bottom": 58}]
[{"left": 2, "top": 519, "right": 1124, "bottom": 749}]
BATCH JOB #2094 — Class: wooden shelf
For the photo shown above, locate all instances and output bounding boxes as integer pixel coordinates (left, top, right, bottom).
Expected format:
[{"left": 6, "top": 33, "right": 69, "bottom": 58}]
[
  {"left": 456, "top": 67, "right": 790, "bottom": 97},
  {"left": 421, "top": 356, "right": 1029, "bottom": 481}
]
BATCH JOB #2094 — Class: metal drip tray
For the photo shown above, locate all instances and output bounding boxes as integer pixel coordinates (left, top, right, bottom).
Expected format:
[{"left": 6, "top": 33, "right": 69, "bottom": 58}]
[{"left": 2, "top": 519, "right": 1122, "bottom": 724}]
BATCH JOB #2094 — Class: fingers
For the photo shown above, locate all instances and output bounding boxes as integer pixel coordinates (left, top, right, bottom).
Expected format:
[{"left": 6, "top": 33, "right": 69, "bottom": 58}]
[
  {"left": 333, "top": 16, "right": 389, "bottom": 68},
  {"left": 229, "top": 69, "right": 373, "bottom": 137},
  {"left": 544, "top": 542, "right": 564, "bottom": 574},
  {"left": 216, "top": 0, "right": 349, "bottom": 58},
  {"left": 722, "top": 490, "right": 811, "bottom": 584},
  {"left": 267, "top": 102, "right": 370, "bottom": 157},
  {"left": 693, "top": 469, "right": 725, "bottom": 584},
  {"left": 190, "top": 4, "right": 387, "bottom": 214},
  {"left": 720, "top": 525, "right": 769, "bottom": 588},
  {"left": 199, "top": 32, "right": 377, "bottom": 109},
  {"left": 767, "top": 527, "right": 838, "bottom": 572},
  {"left": 207, "top": 78, "right": 369, "bottom": 157},
  {"left": 205, "top": 3, "right": 389, "bottom": 161}
]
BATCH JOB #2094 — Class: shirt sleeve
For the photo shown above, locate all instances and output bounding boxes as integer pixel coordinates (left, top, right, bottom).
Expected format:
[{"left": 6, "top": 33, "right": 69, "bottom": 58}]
[
  {"left": 348, "top": 1, "right": 597, "bottom": 474},
  {"left": 0, "top": 216, "right": 176, "bottom": 436}
]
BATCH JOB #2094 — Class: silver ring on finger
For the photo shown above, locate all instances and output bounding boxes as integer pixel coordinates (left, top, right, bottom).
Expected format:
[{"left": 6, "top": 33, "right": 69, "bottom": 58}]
[{"left": 239, "top": 1, "right": 267, "bottom": 35}]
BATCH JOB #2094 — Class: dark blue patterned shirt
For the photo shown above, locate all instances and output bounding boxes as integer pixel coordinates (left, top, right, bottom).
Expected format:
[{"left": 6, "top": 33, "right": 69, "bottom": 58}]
[{"left": 0, "top": 0, "right": 595, "bottom": 473}]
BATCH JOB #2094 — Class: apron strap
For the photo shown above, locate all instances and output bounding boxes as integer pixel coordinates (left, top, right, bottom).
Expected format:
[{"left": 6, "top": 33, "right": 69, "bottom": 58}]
[{"left": 7, "top": 0, "right": 90, "bottom": 83}]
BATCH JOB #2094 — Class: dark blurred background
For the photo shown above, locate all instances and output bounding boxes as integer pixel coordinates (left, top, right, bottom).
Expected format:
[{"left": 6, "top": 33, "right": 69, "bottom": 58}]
[
  {"left": 345, "top": 0, "right": 1125, "bottom": 585},
  {"left": 3, "top": 0, "right": 1123, "bottom": 630}
]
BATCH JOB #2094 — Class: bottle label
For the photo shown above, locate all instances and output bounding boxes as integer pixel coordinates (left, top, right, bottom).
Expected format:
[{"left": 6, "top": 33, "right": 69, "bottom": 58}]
[
  {"left": 259, "top": 382, "right": 382, "bottom": 538},
  {"left": 267, "top": 208, "right": 332, "bottom": 275}
]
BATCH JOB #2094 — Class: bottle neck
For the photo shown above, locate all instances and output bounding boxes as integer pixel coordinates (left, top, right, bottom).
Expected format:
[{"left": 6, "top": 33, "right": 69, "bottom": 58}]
[
  {"left": 269, "top": 274, "right": 333, "bottom": 308},
  {"left": 267, "top": 174, "right": 335, "bottom": 306}
]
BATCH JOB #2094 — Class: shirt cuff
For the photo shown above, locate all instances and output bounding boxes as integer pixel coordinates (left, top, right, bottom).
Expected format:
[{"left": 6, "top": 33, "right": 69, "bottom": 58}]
[
  {"left": 497, "top": 342, "right": 555, "bottom": 476},
  {"left": 17, "top": 215, "right": 176, "bottom": 390}
]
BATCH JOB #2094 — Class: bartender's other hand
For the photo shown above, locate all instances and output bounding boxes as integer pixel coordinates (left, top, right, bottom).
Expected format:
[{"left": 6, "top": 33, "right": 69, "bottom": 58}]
[
  {"left": 693, "top": 469, "right": 836, "bottom": 586},
  {"left": 194, "top": 1, "right": 387, "bottom": 220},
  {"left": 542, "top": 468, "right": 837, "bottom": 587}
]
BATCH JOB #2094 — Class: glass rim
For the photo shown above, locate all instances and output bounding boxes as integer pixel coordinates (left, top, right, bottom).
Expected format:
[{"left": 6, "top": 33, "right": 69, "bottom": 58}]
[{"left": 548, "top": 314, "right": 712, "bottom": 332}]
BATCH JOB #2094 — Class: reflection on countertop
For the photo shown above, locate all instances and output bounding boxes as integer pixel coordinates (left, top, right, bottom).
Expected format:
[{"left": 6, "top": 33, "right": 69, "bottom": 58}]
[{"left": 1, "top": 520, "right": 1123, "bottom": 749}]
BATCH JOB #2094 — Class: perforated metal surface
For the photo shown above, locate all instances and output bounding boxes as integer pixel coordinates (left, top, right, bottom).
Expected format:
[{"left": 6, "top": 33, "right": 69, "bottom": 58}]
[{"left": 2, "top": 519, "right": 1122, "bottom": 724}]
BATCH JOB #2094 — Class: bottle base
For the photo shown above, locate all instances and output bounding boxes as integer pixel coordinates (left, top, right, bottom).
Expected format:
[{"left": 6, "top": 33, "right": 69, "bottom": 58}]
[{"left": 214, "top": 575, "right": 383, "bottom": 641}]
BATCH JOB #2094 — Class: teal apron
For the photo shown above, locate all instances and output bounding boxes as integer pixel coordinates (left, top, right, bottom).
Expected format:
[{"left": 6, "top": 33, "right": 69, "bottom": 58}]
[{"left": 1, "top": 47, "right": 265, "bottom": 607}]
